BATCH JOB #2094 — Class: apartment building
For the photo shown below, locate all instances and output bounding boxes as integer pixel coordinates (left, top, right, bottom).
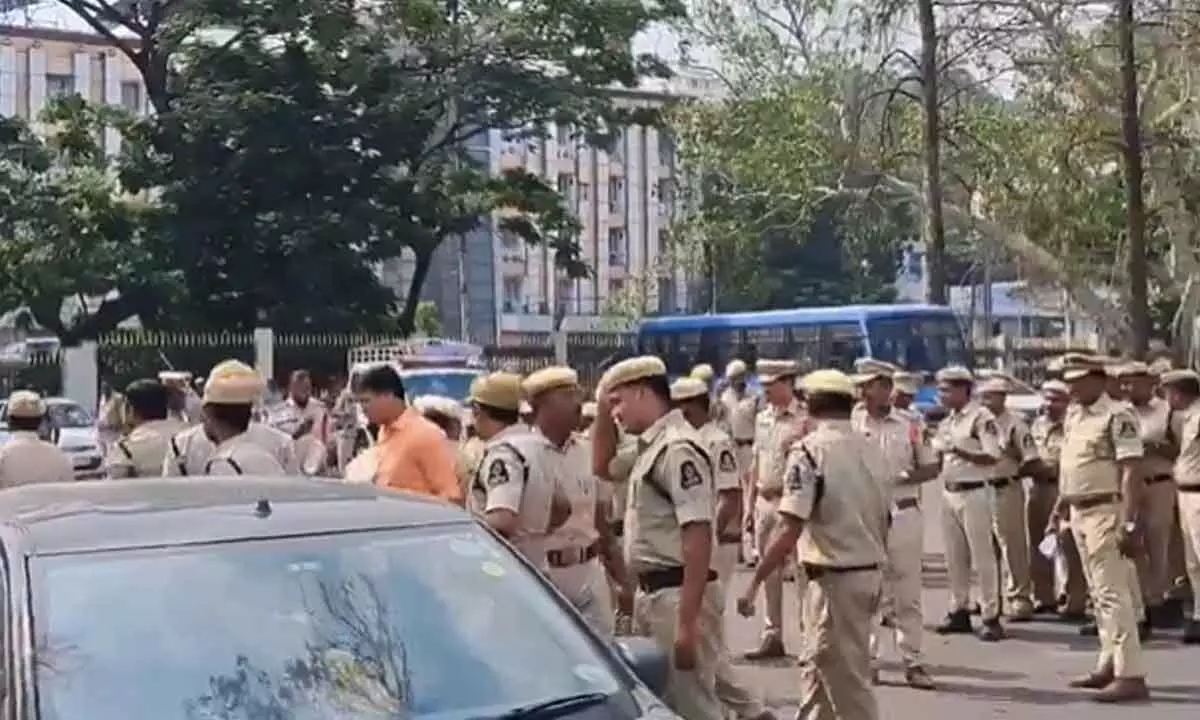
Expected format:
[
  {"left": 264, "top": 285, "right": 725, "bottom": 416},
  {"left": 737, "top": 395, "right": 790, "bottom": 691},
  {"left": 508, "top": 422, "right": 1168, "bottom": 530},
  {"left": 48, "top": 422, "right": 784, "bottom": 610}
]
[{"left": 0, "top": 24, "right": 147, "bottom": 149}]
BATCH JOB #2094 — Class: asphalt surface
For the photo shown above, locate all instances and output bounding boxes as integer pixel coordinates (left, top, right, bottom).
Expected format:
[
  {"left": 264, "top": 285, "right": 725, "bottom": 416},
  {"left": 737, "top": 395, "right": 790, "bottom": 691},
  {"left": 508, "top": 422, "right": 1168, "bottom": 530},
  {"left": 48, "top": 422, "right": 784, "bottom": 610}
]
[{"left": 721, "top": 482, "right": 1200, "bottom": 718}]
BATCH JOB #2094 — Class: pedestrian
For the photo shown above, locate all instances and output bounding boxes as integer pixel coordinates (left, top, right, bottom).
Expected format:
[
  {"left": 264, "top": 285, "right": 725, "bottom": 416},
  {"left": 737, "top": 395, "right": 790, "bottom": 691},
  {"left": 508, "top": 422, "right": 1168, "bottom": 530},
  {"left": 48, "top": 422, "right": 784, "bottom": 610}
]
[
  {"left": 737, "top": 369, "right": 890, "bottom": 720},
  {"left": 0, "top": 390, "right": 74, "bottom": 487}
]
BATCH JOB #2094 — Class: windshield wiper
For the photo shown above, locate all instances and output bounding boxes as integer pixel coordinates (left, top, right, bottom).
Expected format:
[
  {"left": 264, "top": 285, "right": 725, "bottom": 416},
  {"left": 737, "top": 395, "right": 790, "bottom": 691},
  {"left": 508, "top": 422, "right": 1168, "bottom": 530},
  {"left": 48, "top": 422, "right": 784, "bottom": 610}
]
[{"left": 492, "top": 691, "right": 610, "bottom": 720}]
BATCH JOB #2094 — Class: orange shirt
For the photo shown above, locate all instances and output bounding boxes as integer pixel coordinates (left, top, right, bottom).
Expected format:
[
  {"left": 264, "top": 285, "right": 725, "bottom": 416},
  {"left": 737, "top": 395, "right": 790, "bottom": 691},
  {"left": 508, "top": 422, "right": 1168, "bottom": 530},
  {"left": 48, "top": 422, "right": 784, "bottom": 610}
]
[{"left": 375, "top": 408, "right": 464, "bottom": 504}]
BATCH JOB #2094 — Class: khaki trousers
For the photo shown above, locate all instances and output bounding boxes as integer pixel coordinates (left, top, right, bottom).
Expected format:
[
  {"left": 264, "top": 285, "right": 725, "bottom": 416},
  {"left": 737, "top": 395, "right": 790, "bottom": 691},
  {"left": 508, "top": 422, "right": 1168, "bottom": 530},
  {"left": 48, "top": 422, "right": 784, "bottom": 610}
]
[
  {"left": 753, "top": 495, "right": 787, "bottom": 638},
  {"left": 1134, "top": 477, "right": 1178, "bottom": 607},
  {"left": 870, "top": 503, "right": 923, "bottom": 667},
  {"left": 714, "top": 543, "right": 767, "bottom": 718},
  {"left": 736, "top": 445, "right": 754, "bottom": 558},
  {"left": 1070, "top": 502, "right": 1145, "bottom": 678},
  {"left": 990, "top": 480, "right": 1032, "bottom": 609},
  {"left": 798, "top": 568, "right": 882, "bottom": 720},
  {"left": 1177, "top": 489, "right": 1200, "bottom": 620},
  {"left": 546, "top": 557, "right": 614, "bottom": 637},
  {"left": 634, "top": 582, "right": 725, "bottom": 720},
  {"left": 941, "top": 485, "right": 1000, "bottom": 618}
]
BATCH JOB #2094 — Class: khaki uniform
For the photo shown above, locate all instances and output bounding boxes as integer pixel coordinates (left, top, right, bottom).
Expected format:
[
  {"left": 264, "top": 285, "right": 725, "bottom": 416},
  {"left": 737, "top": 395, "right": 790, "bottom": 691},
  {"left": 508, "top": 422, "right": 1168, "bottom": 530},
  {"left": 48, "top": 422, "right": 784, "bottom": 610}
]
[
  {"left": 163, "top": 423, "right": 299, "bottom": 476},
  {"left": 343, "top": 446, "right": 379, "bottom": 483},
  {"left": 989, "top": 409, "right": 1038, "bottom": 613},
  {"left": 205, "top": 433, "right": 288, "bottom": 475},
  {"left": 468, "top": 425, "right": 558, "bottom": 573},
  {"left": 752, "top": 399, "right": 804, "bottom": 641},
  {"left": 1173, "top": 400, "right": 1200, "bottom": 623},
  {"left": 854, "top": 408, "right": 934, "bottom": 669},
  {"left": 1061, "top": 396, "right": 1145, "bottom": 679},
  {"left": 782, "top": 420, "right": 889, "bottom": 720},
  {"left": 331, "top": 389, "right": 359, "bottom": 474},
  {"left": 609, "top": 433, "right": 639, "bottom": 531},
  {"left": 0, "top": 431, "right": 75, "bottom": 486},
  {"left": 626, "top": 409, "right": 723, "bottom": 720},
  {"left": 542, "top": 431, "right": 614, "bottom": 636},
  {"left": 283, "top": 397, "right": 330, "bottom": 475},
  {"left": 699, "top": 421, "right": 765, "bottom": 719},
  {"left": 97, "top": 392, "right": 126, "bottom": 453},
  {"left": 456, "top": 436, "right": 486, "bottom": 497},
  {"left": 1128, "top": 397, "right": 1178, "bottom": 608},
  {"left": 104, "top": 418, "right": 185, "bottom": 479},
  {"left": 1030, "top": 414, "right": 1087, "bottom": 611},
  {"left": 719, "top": 387, "right": 758, "bottom": 557},
  {"left": 935, "top": 402, "right": 1003, "bottom": 619}
]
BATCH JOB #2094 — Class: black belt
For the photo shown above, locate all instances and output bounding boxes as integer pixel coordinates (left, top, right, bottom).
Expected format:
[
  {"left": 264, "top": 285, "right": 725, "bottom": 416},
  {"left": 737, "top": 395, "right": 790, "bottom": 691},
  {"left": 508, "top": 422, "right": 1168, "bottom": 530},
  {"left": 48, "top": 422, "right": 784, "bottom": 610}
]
[
  {"left": 610, "top": 519, "right": 624, "bottom": 538},
  {"left": 894, "top": 497, "right": 919, "bottom": 510},
  {"left": 1068, "top": 493, "right": 1120, "bottom": 510},
  {"left": 637, "top": 566, "right": 718, "bottom": 593},
  {"left": 988, "top": 477, "right": 1015, "bottom": 489},
  {"left": 1032, "top": 476, "right": 1058, "bottom": 486},
  {"left": 718, "top": 532, "right": 741, "bottom": 545},
  {"left": 1148, "top": 474, "right": 1173, "bottom": 485},
  {"left": 547, "top": 542, "right": 600, "bottom": 568},
  {"left": 735, "top": 439, "right": 753, "bottom": 447},
  {"left": 945, "top": 480, "right": 986, "bottom": 492},
  {"left": 1179, "top": 485, "right": 1200, "bottom": 493},
  {"left": 804, "top": 563, "right": 879, "bottom": 579}
]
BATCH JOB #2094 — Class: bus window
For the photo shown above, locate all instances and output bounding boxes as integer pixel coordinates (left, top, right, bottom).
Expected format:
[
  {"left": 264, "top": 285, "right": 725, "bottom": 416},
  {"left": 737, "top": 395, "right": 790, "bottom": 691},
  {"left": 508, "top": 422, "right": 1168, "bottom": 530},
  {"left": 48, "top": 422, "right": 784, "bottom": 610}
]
[
  {"left": 823, "top": 323, "right": 867, "bottom": 371},
  {"left": 790, "top": 326, "right": 821, "bottom": 370},
  {"left": 745, "top": 327, "right": 787, "bottom": 360},
  {"left": 865, "top": 316, "right": 969, "bottom": 372},
  {"left": 699, "top": 328, "right": 737, "bottom": 372}
]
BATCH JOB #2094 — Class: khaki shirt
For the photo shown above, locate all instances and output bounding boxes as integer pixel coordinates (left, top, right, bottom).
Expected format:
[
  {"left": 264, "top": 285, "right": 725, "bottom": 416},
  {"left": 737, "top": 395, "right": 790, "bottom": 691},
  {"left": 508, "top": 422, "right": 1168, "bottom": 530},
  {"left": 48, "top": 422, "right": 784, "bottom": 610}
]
[
  {"left": 206, "top": 434, "right": 288, "bottom": 475},
  {"left": 625, "top": 409, "right": 715, "bottom": 572},
  {"left": 0, "top": 431, "right": 75, "bottom": 487},
  {"left": 753, "top": 399, "right": 803, "bottom": 491},
  {"left": 331, "top": 390, "right": 359, "bottom": 437},
  {"left": 991, "top": 409, "right": 1038, "bottom": 479},
  {"left": 698, "top": 421, "right": 741, "bottom": 536},
  {"left": 1173, "top": 400, "right": 1200, "bottom": 488},
  {"left": 719, "top": 387, "right": 758, "bottom": 442},
  {"left": 468, "top": 425, "right": 558, "bottom": 570},
  {"left": 779, "top": 420, "right": 889, "bottom": 568},
  {"left": 1129, "top": 397, "right": 1174, "bottom": 478},
  {"left": 456, "top": 436, "right": 486, "bottom": 495},
  {"left": 104, "top": 419, "right": 184, "bottom": 479},
  {"left": 163, "top": 422, "right": 299, "bottom": 476},
  {"left": 934, "top": 402, "right": 1002, "bottom": 485},
  {"left": 1030, "top": 414, "right": 1065, "bottom": 476},
  {"left": 852, "top": 407, "right": 934, "bottom": 502},
  {"left": 543, "top": 431, "right": 604, "bottom": 551},
  {"left": 608, "top": 434, "right": 639, "bottom": 526},
  {"left": 1061, "top": 395, "right": 1143, "bottom": 499}
]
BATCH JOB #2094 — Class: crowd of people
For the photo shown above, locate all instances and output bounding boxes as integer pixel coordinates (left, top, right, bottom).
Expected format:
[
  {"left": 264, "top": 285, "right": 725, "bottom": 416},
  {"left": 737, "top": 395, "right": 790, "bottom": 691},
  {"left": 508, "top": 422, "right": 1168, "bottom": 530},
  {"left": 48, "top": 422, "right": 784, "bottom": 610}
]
[{"left": 1, "top": 351, "right": 1198, "bottom": 718}]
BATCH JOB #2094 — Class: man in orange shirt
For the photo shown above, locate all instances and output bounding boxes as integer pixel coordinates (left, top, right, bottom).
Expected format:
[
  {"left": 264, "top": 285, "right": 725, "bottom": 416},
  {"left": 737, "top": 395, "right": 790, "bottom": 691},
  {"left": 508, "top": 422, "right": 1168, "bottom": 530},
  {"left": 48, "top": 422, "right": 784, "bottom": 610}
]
[{"left": 357, "top": 365, "right": 464, "bottom": 505}]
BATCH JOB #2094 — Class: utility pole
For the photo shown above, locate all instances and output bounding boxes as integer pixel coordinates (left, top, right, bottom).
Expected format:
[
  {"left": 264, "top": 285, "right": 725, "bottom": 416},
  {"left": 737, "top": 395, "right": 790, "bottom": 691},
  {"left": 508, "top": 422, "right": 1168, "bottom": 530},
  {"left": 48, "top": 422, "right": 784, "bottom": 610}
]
[
  {"left": 918, "top": 0, "right": 948, "bottom": 305},
  {"left": 1117, "top": 0, "right": 1149, "bottom": 356}
]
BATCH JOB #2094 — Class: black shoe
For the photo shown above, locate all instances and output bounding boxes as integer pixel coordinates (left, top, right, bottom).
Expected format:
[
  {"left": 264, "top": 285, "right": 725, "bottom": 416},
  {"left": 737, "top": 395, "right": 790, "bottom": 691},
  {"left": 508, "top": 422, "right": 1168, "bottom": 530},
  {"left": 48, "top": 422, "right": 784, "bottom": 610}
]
[
  {"left": 1161, "top": 598, "right": 1185, "bottom": 628},
  {"left": 1078, "top": 621, "right": 1099, "bottom": 637},
  {"left": 967, "top": 602, "right": 981, "bottom": 616},
  {"left": 935, "top": 610, "right": 973, "bottom": 635},
  {"left": 1182, "top": 619, "right": 1200, "bottom": 645},
  {"left": 1138, "top": 619, "right": 1152, "bottom": 642},
  {"left": 977, "top": 618, "right": 1004, "bottom": 642}
]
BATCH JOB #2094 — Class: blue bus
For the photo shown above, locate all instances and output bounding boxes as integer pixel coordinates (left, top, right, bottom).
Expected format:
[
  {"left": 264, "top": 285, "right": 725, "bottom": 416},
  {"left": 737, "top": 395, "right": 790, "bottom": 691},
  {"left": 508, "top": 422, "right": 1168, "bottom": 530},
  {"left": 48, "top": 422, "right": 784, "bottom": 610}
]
[{"left": 636, "top": 304, "right": 970, "bottom": 408}]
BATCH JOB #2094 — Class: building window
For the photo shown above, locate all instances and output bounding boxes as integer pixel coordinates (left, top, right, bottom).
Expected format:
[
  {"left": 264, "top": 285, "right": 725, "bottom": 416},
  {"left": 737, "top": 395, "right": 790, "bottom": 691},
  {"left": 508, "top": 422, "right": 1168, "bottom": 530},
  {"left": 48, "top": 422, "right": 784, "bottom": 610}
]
[
  {"left": 657, "top": 276, "right": 674, "bottom": 314},
  {"left": 657, "top": 228, "right": 669, "bottom": 254},
  {"left": 120, "top": 81, "right": 141, "bottom": 113},
  {"left": 499, "top": 228, "right": 520, "bottom": 249},
  {"left": 578, "top": 182, "right": 590, "bottom": 202},
  {"left": 608, "top": 176, "right": 624, "bottom": 213},
  {"left": 607, "top": 228, "right": 627, "bottom": 266},
  {"left": 658, "top": 131, "right": 676, "bottom": 167},
  {"left": 45, "top": 74, "right": 75, "bottom": 98},
  {"left": 608, "top": 278, "right": 625, "bottom": 304},
  {"left": 502, "top": 277, "right": 523, "bottom": 312},
  {"left": 556, "top": 173, "right": 574, "bottom": 194},
  {"left": 610, "top": 131, "right": 625, "bottom": 163}
]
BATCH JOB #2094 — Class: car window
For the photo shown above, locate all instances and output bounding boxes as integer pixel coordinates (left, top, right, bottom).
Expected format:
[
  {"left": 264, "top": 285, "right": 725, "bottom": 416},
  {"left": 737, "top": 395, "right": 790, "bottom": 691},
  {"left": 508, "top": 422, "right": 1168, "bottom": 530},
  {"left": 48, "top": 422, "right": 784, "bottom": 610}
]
[
  {"left": 32, "top": 525, "right": 638, "bottom": 720},
  {"left": 45, "top": 403, "right": 94, "bottom": 429},
  {"left": 400, "top": 372, "right": 480, "bottom": 404}
]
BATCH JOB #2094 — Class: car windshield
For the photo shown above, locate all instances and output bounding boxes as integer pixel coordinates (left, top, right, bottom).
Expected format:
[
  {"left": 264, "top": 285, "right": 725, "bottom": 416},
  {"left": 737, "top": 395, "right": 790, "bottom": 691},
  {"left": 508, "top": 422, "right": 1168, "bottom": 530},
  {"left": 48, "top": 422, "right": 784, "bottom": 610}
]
[
  {"left": 32, "top": 525, "right": 637, "bottom": 720},
  {"left": 46, "top": 402, "right": 94, "bottom": 428},
  {"left": 866, "top": 316, "right": 970, "bottom": 373},
  {"left": 400, "top": 371, "right": 481, "bottom": 404}
]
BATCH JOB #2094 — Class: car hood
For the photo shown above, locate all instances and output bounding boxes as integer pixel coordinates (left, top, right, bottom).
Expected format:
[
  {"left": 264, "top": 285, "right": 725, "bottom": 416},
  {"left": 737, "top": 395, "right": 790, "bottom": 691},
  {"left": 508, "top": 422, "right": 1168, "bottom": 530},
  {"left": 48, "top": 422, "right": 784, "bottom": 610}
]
[{"left": 56, "top": 426, "right": 100, "bottom": 450}]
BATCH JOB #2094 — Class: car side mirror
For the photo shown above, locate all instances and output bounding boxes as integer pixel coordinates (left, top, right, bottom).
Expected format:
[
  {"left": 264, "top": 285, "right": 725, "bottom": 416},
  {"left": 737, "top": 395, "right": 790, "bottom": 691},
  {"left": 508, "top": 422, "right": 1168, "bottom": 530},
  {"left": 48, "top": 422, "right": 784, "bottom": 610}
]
[{"left": 615, "top": 636, "right": 668, "bottom": 696}]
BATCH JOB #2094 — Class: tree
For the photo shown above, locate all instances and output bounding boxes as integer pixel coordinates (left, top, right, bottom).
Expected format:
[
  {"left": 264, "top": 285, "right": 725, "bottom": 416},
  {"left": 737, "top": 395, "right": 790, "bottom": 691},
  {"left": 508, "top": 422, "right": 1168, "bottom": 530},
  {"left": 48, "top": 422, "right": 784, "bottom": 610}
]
[
  {"left": 413, "top": 301, "right": 443, "bottom": 337},
  {"left": 0, "top": 96, "right": 178, "bottom": 344}
]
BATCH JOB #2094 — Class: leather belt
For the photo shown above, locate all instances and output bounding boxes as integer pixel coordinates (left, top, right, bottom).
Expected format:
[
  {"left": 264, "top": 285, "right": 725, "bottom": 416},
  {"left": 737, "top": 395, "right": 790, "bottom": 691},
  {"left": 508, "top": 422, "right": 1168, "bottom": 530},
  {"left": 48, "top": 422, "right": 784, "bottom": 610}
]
[
  {"left": 1178, "top": 485, "right": 1200, "bottom": 493},
  {"left": 758, "top": 487, "right": 783, "bottom": 500},
  {"left": 547, "top": 542, "right": 600, "bottom": 568},
  {"left": 988, "top": 477, "right": 1015, "bottom": 489},
  {"left": 945, "top": 480, "right": 986, "bottom": 492},
  {"left": 718, "top": 532, "right": 742, "bottom": 545},
  {"left": 804, "top": 563, "right": 879, "bottom": 579},
  {"left": 1147, "top": 474, "right": 1173, "bottom": 485},
  {"left": 735, "top": 439, "right": 753, "bottom": 447},
  {"left": 637, "top": 566, "right": 718, "bottom": 593},
  {"left": 894, "top": 497, "right": 920, "bottom": 510},
  {"left": 1067, "top": 492, "right": 1120, "bottom": 510}
]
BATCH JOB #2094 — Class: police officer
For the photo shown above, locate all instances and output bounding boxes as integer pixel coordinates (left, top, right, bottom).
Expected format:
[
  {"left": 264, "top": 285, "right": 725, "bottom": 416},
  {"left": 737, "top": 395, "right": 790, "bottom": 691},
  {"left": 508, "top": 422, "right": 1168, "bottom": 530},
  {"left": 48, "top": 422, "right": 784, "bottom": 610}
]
[
  {"left": 196, "top": 361, "right": 288, "bottom": 476},
  {"left": 932, "top": 366, "right": 1005, "bottom": 640},
  {"left": 163, "top": 360, "right": 299, "bottom": 476},
  {"left": 719, "top": 359, "right": 759, "bottom": 562},
  {"left": 579, "top": 401, "right": 597, "bottom": 433},
  {"left": 890, "top": 372, "right": 922, "bottom": 420},
  {"left": 468, "top": 372, "right": 568, "bottom": 573},
  {"left": 104, "top": 379, "right": 182, "bottom": 478},
  {"left": 745, "top": 358, "right": 803, "bottom": 659},
  {"left": 1029, "top": 380, "right": 1089, "bottom": 619},
  {"left": 525, "top": 367, "right": 626, "bottom": 636},
  {"left": 672, "top": 377, "right": 772, "bottom": 720},
  {"left": 1161, "top": 367, "right": 1200, "bottom": 643},
  {"left": 599, "top": 356, "right": 722, "bottom": 720},
  {"left": 1049, "top": 354, "right": 1149, "bottom": 702},
  {"left": 0, "top": 390, "right": 74, "bottom": 486},
  {"left": 737, "top": 369, "right": 890, "bottom": 720},
  {"left": 851, "top": 359, "right": 938, "bottom": 689},
  {"left": 977, "top": 375, "right": 1040, "bottom": 621}
]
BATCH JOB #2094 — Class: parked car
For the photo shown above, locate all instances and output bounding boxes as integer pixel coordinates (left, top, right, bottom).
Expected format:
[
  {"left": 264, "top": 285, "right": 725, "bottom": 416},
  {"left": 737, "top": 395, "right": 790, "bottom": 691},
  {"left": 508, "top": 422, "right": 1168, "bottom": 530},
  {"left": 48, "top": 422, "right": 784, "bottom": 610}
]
[
  {"left": 0, "top": 397, "right": 103, "bottom": 479},
  {"left": 1, "top": 477, "right": 676, "bottom": 720}
]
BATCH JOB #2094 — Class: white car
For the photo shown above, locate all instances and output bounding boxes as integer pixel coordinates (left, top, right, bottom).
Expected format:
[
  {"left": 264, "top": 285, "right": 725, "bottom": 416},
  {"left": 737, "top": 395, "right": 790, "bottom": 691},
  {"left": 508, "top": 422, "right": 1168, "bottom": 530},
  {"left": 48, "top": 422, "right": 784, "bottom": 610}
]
[
  {"left": 0, "top": 398, "right": 104, "bottom": 479},
  {"left": 976, "top": 370, "right": 1044, "bottom": 421}
]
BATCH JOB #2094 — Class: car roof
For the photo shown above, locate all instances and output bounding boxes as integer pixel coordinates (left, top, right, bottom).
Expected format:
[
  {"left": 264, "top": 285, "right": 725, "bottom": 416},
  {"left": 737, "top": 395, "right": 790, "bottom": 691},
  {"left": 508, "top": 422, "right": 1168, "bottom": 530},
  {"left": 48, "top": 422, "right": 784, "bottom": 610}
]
[{"left": 0, "top": 477, "right": 471, "bottom": 557}]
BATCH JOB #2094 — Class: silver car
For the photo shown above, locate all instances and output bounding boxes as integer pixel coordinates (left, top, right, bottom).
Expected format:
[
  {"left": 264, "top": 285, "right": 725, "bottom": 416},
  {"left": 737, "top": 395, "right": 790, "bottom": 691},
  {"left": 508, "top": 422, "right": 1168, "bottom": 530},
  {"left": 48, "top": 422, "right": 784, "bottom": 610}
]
[{"left": 0, "top": 397, "right": 104, "bottom": 479}]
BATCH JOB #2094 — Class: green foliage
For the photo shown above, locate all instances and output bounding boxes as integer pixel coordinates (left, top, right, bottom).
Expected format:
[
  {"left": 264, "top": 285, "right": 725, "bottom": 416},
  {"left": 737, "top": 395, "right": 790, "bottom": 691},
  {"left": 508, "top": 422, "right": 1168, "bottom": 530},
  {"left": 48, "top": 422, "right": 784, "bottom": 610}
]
[{"left": 413, "top": 301, "right": 443, "bottom": 337}]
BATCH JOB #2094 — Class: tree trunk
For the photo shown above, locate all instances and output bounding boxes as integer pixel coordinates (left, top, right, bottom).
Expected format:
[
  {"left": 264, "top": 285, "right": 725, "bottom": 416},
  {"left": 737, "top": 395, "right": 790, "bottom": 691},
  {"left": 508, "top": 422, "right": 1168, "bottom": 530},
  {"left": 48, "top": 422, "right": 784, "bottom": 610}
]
[
  {"left": 1116, "top": 0, "right": 1150, "bottom": 357},
  {"left": 917, "top": 0, "right": 948, "bottom": 305},
  {"left": 398, "top": 248, "right": 434, "bottom": 336}
]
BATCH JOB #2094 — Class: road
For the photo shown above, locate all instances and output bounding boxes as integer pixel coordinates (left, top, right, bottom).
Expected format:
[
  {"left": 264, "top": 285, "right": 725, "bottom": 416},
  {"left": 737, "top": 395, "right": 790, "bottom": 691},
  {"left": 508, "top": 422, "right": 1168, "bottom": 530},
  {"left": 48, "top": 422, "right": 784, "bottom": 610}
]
[{"left": 720, "top": 482, "right": 1200, "bottom": 718}]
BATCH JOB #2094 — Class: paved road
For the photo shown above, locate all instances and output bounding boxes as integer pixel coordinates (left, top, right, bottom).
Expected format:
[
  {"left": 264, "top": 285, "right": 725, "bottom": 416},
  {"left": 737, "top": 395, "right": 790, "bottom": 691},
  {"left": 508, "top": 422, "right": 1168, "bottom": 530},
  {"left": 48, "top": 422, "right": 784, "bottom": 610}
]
[{"left": 720, "top": 483, "right": 1200, "bottom": 718}]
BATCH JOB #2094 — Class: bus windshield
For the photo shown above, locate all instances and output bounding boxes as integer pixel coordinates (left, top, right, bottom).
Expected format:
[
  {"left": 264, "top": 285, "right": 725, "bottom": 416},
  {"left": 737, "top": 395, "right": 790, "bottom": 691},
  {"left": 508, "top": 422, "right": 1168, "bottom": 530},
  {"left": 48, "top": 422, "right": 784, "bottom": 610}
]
[{"left": 866, "top": 316, "right": 969, "bottom": 372}]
